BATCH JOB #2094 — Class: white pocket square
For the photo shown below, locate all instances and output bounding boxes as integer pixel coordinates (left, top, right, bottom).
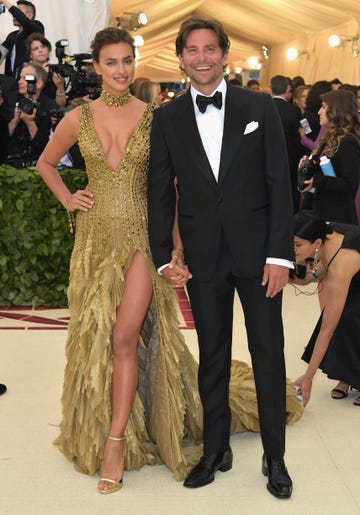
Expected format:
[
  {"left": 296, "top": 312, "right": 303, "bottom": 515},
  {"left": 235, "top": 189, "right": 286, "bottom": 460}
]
[{"left": 244, "top": 121, "right": 259, "bottom": 135}]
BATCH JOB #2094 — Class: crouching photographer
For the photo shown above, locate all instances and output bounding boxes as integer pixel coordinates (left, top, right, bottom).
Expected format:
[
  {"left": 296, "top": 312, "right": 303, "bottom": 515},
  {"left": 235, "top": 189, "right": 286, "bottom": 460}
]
[{"left": 5, "top": 61, "right": 58, "bottom": 167}]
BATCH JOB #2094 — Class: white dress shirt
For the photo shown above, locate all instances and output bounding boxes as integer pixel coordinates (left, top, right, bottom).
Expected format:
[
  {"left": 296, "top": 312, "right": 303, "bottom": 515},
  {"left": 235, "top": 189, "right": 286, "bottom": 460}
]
[{"left": 190, "top": 79, "right": 227, "bottom": 181}]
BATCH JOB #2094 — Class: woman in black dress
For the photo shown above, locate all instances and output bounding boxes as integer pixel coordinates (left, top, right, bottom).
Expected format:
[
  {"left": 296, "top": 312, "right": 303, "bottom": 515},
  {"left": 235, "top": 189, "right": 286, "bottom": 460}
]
[{"left": 291, "top": 210, "right": 360, "bottom": 407}]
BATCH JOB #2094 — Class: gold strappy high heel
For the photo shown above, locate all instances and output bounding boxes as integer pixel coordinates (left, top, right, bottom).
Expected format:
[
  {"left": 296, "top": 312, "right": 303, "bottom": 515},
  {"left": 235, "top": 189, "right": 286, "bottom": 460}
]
[{"left": 98, "top": 435, "right": 126, "bottom": 495}]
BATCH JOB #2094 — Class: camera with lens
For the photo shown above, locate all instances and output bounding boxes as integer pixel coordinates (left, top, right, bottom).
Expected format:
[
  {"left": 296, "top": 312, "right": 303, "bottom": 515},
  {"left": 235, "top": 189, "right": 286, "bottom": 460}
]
[
  {"left": 67, "top": 53, "right": 100, "bottom": 99},
  {"left": 297, "top": 156, "right": 320, "bottom": 191},
  {"left": 17, "top": 74, "right": 39, "bottom": 114},
  {"left": 48, "top": 39, "right": 102, "bottom": 100},
  {"left": 48, "top": 40, "right": 74, "bottom": 79},
  {"left": 289, "top": 263, "right": 307, "bottom": 279}
]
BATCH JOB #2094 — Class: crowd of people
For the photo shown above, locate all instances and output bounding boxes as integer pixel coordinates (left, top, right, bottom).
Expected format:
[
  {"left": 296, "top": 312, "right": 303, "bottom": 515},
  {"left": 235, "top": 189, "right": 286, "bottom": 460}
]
[{"left": 2, "top": 3, "right": 359, "bottom": 503}]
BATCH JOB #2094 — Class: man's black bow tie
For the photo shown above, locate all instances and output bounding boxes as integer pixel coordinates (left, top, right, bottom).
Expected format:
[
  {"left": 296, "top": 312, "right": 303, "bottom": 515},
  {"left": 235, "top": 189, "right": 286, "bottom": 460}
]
[{"left": 196, "top": 91, "right": 222, "bottom": 113}]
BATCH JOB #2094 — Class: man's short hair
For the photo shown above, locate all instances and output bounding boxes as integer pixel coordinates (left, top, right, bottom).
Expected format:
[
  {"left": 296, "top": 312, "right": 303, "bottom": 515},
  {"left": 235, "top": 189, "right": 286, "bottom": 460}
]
[
  {"left": 17, "top": 1, "right": 36, "bottom": 18},
  {"left": 175, "top": 17, "right": 230, "bottom": 56},
  {"left": 21, "top": 61, "right": 47, "bottom": 86},
  {"left": 270, "top": 75, "right": 288, "bottom": 96}
]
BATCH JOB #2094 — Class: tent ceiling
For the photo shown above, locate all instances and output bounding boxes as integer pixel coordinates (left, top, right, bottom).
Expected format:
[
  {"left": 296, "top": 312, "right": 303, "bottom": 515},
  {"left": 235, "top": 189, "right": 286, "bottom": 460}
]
[{"left": 110, "top": 0, "right": 360, "bottom": 81}]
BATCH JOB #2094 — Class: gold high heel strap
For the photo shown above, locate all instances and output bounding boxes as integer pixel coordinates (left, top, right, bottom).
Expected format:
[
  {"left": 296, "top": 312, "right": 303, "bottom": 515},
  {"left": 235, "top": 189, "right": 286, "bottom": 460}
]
[
  {"left": 108, "top": 435, "right": 126, "bottom": 441},
  {"left": 99, "top": 477, "right": 122, "bottom": 486}
]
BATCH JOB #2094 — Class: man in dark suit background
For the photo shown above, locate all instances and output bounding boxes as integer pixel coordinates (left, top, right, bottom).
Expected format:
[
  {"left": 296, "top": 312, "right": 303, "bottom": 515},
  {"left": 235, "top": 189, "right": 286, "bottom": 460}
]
[
  {"left": 148, "top": 17, "right": 294, "bottom": 499},
  {"left": 270, "top": 74, "right": 303, "bottom": 212},
  {"left": 0, "top": 0, "right": 44, "bottom": 79}
]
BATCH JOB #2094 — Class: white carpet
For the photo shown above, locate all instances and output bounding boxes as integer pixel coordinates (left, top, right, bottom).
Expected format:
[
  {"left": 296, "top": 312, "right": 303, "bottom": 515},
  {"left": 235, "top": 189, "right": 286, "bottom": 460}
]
[{"left": 0, "top": 284, "right": 359, "bottom": 514}]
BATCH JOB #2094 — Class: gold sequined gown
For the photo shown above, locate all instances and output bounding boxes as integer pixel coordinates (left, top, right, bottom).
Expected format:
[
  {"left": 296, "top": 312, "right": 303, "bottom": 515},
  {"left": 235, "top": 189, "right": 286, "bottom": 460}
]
[{"left": 54, "top": 102, "right": 303, "bottom": 481}]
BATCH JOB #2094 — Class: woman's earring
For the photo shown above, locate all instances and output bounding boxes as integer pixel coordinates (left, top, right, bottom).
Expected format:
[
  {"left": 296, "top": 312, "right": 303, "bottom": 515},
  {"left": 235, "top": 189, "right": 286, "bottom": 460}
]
[{"left": 312, "top": 247, "right": 319, "bottom": 278}]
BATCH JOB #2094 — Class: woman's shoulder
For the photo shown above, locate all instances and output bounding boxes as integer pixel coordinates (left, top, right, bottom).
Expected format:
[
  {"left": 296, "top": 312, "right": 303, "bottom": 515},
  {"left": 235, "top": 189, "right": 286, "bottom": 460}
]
[
  {"left": 330, "top": 222, "right": 360, "bottom": 253},
  {"left": 339, "top": 133, "right": 360, "bottom": 149}
]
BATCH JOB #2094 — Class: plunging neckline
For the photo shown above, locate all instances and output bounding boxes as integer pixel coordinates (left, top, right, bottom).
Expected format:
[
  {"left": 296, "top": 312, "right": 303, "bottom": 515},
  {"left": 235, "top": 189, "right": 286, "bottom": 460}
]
[{"left": 87, "top": 103, "right": 151, "bottom": 173}]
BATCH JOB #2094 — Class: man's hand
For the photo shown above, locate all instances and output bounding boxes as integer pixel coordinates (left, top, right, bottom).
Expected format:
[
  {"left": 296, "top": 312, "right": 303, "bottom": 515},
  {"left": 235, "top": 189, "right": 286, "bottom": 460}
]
[
  {"left": 19, "top": 106, "right": 36, "bottom": 124},
  {"left": 161, "top": 249, "right": 192, "bottom": 288},
  {"left": 262, "top": 263, "right": 289, "bottom": 298}
]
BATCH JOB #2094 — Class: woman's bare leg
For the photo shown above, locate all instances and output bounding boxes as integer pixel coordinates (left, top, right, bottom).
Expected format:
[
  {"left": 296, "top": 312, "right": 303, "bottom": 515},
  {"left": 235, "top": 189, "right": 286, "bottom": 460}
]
[{"left": 98, "top": 251, "right": 153, "bottom": 491}]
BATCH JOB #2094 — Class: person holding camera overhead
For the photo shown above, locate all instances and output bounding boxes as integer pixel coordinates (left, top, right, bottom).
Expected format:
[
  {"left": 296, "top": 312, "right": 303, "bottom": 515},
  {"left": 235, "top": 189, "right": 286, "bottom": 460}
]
[
  {"left": 298, "top": 89, "right": 360, "bottom": 225},
  {"left": 0, "top": 1, "right": 44, "bottom": 79},
  {"left": 4, "top": 61, "right": 58, "bottom": 167}
]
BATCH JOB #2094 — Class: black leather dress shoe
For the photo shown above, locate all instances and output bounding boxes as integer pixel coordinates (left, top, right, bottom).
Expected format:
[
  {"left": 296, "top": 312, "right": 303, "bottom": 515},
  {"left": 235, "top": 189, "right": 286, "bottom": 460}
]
[
  {"left": 0, "top": 384, "right": 7, "bottom": 395},
  {"left": 262, "top": 454, "right": 293, "bottom": 499},
  {"left": 183, "top": 447, "right": 233, "bottom": 488}
]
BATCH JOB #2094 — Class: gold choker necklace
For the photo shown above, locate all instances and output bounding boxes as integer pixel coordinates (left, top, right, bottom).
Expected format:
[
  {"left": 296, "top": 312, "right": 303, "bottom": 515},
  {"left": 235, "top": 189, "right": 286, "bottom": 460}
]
[{"left": 100, "top": 89, "right": 133, "bottom": 107}]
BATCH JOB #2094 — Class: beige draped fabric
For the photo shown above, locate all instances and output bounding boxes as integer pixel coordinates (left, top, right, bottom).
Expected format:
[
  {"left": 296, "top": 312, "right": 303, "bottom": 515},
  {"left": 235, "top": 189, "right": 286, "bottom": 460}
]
[
  {"left": 111, "top": 0, "right": 360, "bottom": 85},
  {"left": 1, "top": 1, "right": 359, "bottom": 85}
]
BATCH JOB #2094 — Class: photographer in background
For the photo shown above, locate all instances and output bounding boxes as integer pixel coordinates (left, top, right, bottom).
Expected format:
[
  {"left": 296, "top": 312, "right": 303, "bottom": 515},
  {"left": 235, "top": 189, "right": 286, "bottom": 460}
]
[
  {"left": 0, "top": 74, "right": 17, "bottom": 162},
  {"left": 0, "top": 73, "right": 17, "bottom": 118},
  {"left": 26, "top": 33, "right": 67, "bottom": 107},
  {"left": 0, "top": 0, "right": 44, "bottom": 79},
  {"left": 0, "top": 91, "right": 9, "bottom": 163},
  {"left": 5, "top": 61, "right": 58, "bottom": 167}
]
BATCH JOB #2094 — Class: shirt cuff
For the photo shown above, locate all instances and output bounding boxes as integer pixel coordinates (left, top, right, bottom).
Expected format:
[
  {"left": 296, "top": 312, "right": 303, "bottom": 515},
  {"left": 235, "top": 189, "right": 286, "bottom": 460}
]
[
  {"left": 266, "top": 257, "right": 294, "bottom": 269},
  {"left": 157, "top": 263, "right": 169, "bottom": 275}
]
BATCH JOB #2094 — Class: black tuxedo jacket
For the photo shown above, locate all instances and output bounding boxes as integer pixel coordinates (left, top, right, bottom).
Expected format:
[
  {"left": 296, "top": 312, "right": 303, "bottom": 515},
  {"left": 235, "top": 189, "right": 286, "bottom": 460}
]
[
  {"left": 272, "top": 97, "right": 302, "bottom": 171},
  {"left": 273, "top": 97, "right": 303, "bottom": 211},
  {"left": 148, "top": 84, "right": 294, "bottom": 281}
]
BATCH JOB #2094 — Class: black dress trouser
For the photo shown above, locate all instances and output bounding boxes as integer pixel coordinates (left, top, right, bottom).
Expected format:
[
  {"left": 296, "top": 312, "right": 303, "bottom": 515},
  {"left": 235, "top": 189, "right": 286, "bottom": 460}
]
[{"left": 186, "top": 237, "right": 286, "bottom": 459}]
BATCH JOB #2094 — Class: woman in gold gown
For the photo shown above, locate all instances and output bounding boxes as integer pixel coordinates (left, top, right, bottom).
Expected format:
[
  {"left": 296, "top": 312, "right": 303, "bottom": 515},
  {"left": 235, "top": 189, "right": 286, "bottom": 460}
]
[{"left": 37, "top": 27, "right": 303, "bottom": 494}]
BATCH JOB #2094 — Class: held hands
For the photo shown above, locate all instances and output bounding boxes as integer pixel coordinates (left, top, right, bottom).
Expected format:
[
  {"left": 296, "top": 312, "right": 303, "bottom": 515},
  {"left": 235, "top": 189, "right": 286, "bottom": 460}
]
[
  {"left": 262, "top": 263, "right": 288, "bottom": 298},
  {"left": 66, "top": 185, "right": 94, "bottom": 212},
  {"left": 161, "top": 248, "right": 192, "bottom": 288},
  {"left": 293, "top": 374, "right": 313, "bottom": 407}
]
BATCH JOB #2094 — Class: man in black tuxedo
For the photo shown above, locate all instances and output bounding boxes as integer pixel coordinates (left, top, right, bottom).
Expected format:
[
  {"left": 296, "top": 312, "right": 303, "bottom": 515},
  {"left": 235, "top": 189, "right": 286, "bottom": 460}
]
[
  {"left": 0, "top": 0, "right": 44, "bottom": 79},
  {"left": 270, "top": 74, "right": 303, "bottom": 212},
  {"left": 148, "top": 17, "right": 294, "bottom": 499}
]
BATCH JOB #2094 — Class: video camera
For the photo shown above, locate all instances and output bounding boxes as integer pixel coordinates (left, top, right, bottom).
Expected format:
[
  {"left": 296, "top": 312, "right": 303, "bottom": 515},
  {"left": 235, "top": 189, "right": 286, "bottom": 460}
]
[
  {"left": 48, "top": 39, "right": 102, "bottom": 100},
  {"left": 17, "top": 74, "right": 39, "bottom": 114}
]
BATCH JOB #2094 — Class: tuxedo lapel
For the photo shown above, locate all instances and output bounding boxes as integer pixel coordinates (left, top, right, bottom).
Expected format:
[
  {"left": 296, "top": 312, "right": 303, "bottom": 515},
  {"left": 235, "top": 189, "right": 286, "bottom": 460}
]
[
  {"left": 218, "top": 85, "right": 250, "bottom": 186},
  {"left": 175, "top": 91, "right": 218, "bottom": 186}
]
